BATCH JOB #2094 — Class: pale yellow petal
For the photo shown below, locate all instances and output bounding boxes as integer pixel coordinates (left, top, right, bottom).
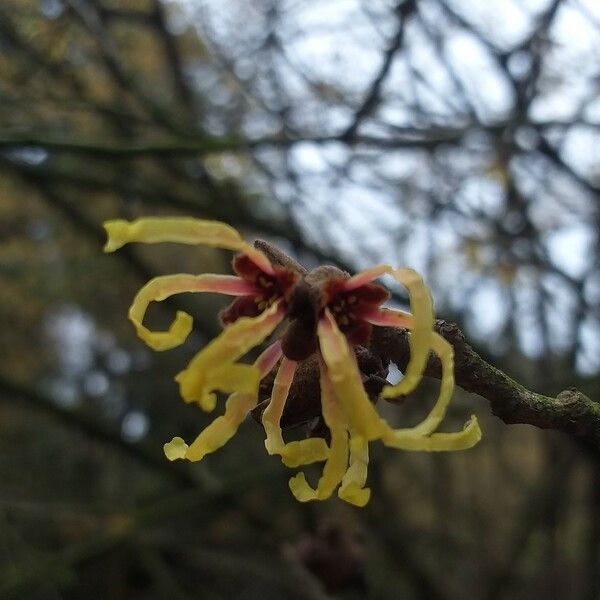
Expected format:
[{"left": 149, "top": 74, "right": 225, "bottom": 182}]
[
  {"left": 381, "top": 268, "right": 434, "bottom": 399},
  {"left": 183, "top": 391, "right": 257, "bottom": 461},
  {"left": 262, "top": 358, "right": 295, "bottom": 455},
  {"left": 164, "top": 342, "right": 283, "bottom": 463},
  {"left": 103, "top": 217, "right": 244, "bottom": 252},
  {"left": 176, "top": 300, "right": 285, "bottom": 410},
  {"left": 344, "top": 264, "right": 434, "bottom": 400},
  {"left": 382, "top": 416, "right": 482, "bottom": 451},
  {"left": 408, "top": 333, "right": 454, "bottom": 435},
  {"left": 312, "top": 372, "right": 350, "bottom": 495},
  {"left": 337, "top": 433, "right": 371, "bottom": 507},
  {"left": 263, "top": 358, "right": 329, "bottom": 467},
  {"left": 129, "top": 274, "right": 254, "bottom": 351},
  {"left": 164, "top": 436, "right": 189, "bottom": 461},
  {"left": 371, "top": 308, "right": 462, "bottom": 441},
  {"left": 368, "top": 312, "right": 482, "bottom": 451},
  {"left": 279, "top": 439, "right": 331, "bottom": 468},
  {"left": 317, "top": 310, "right": 384, "bottom": 441},
  {"left": 289, "top": 382, "right": 348, "bottom": 502},
  {"left": 288, "top": 365, "right": 350, "bottom": 502}
]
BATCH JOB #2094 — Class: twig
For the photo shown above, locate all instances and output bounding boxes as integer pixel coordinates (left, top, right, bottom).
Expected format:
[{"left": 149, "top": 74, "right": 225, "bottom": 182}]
[
  {"left": 370, "top": 321, "right": 600, "bottom": 448},
  {"left": 343, "top": 0, "right": 416, "bottom": 140},
  {"left": 0, "top": 129, "right": 464, "bottom": 157}
]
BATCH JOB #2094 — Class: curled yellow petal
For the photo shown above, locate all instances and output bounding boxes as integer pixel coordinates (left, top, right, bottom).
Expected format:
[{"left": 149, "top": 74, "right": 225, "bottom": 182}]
[
  {"left": 381, "top": 268, "right": 434, "bottom": 400},
  {"left": 262, "top": 357, "right": 295, "bottom": 455},
  {"left": 370, "top": 309, "right": 455, "bottom": 437},
  {"left": 129, "top": 274, "right": 255, "bottom": 351},
  {"left": 409, "top": 332, "right": 454, "bottom": 436},
  {"left": 289, "top": 365, "right": 350, "bottom": 502},
  {"left": 337, "top": 433, "right": 371, "bottom": 507},
  {"left": 183, "top": 391, "right": 257, "bottom": 461},
  {"left": 103, "top": 217, "right": 274, "bottom": 275},
  {"left": 345, "top": 265, "right": 434, "bottom": 399},
  {"left": 103, "top": 217, "right": 244, "bottom": 253},
  {"left": 176, "top": 300, "right": 286, "bottom": 410},
  {"left": 163, "top": 342, "right": 283, "bottom": 463},
  {"left": 369, "top": 310, "right": 482, "bottom": 451},
  {"left": 382, "top": 415, "right": 482, "bottom": 451},
  {"left": 317, "top": 310, "right": 383, "bottom": 441},
  {"left": 263, "top": 358, "right": 329, "bottom": 467}
]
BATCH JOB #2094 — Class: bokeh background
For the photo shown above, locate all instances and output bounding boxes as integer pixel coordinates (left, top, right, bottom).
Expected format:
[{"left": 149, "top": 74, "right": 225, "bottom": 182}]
[{"left": 1, "top": 0, "right": 599, "bottom": 598}]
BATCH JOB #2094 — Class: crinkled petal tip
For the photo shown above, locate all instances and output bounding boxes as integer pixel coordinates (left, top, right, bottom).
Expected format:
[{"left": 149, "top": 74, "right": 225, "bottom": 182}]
[
  {"left": 164, "top": 436, "right": 189, "bottom": 461},
  {"left": 103, "top": 220, "right": 130, "bottom": 253},
  {"left": 103, "top": 217, "right": 245, "bottom": 253},
  {"left": 133, "top": 310, "right": 193, "bottom": 352}
]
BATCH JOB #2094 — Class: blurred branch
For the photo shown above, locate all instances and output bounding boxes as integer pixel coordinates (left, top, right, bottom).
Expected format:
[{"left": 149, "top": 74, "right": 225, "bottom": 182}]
[
  {"left": 371, "top": 321, "right": 600, "bottom": 448},
  {"left": 0, "top": 375, "right": 196, "bottom": 489},
  {"left": 0, "top": 158, "right": 222, "bottom": 338},
  {"left": 149, "top": 0, "right": 197, "bottom": 119},
  {"left": 0, "top": 465, "right": 283, "bottom": 599},
  {"left": 343, "top": 0, "right": 416, "bottom": 140},
  {"left": 0, "top": 129, "right": 464, "bottom": 156},
  {"left": 0, "top": 5, "right": 85, "bottom": 95},
  {"left": 65, "top": 0, "right": 182, "bottom": 132},
  {"left": 0, "top": 155, "right": 349, "bottom": 276},
  {"left": 535, "top": 136, "right": 600, "bottom": 196}
]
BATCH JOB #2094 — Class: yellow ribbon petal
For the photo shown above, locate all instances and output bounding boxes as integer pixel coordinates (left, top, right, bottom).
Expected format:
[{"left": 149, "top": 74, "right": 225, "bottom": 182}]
[
  {"left": 369, "top": 309, "right": 482, "bottom": 450},
  {"left": 176, "top": 300, "right": 285, "bottom": 411},
  {"left": 263, "top": 358, "right": 329, "bottom": 468},
  {"left": 182, "top": 392, "right": 257, "bottom": 462},
  {"left": 362, "top": 267, "right": 434, "bottom": 400},
  {"left": 408, "top": 332, "right": 454, "bottom": 435},
  {"left": 345, "top": 265, "right": 434, "bottom": 399},
  {"left": 289, "top": 364, "right": 350, "bottom": 502},
  {"left": 382, "top": 416, "right": 482, "bottom": 451},
  {"left": 103, "top": 217, "right": 274, "bottom": 273},
  {"left": 317, "top": 310, "right": 384, "bottom": 441},
  {"left": 337, "top": 433, "right": 371, "bottom": 507},
  {"left": 103, "top": 217, "right": 244, "bottom": 253},
  {"left": 163, "top": 342, "right": 284, "bottom": 463},
  {"left": 384, "top": 267, "right": 433, "bottom": 399},
  {"left": 129, "top": 273, "right": 255, "bottom": 351}
]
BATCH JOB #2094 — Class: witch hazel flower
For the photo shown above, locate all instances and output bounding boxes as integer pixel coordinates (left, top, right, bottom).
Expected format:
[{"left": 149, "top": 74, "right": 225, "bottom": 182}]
[{"left": 104, "top": 217, "right": 481, "bottom": 507}]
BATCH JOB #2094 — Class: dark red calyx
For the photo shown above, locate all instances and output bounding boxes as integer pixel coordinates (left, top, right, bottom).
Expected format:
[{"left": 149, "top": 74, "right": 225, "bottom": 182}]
[
  {"left": 220, "top": 253, "right": 299, "bottom": 325},
  {"left": 323, "top": 278, "right": 389, "bottom": 345}
]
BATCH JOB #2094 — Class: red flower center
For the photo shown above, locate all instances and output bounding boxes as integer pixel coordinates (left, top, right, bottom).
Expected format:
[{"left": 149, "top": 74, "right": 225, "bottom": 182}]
[
  {"left": 322, "top": 279, "right": 389, "bottom": 345},
  {"left": 220, "top": 254, "right": 299, "bottom": 325}
]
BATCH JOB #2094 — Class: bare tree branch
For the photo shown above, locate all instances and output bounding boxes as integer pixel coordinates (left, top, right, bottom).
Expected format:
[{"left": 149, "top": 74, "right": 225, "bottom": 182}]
[
  {"left": 343, "top": 0, "right": 416, "bottom": 140},
  {"left": 0, "top": 129, "right": 465, "bottom": 156},
  {"left": 370, "top": 322, "right": 600, "bottom": 448}
]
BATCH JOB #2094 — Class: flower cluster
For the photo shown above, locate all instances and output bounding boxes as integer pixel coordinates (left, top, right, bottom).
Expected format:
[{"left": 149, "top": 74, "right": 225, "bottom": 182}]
[{"left": 104, "top": 217, "right": 481, "bottom": 506}]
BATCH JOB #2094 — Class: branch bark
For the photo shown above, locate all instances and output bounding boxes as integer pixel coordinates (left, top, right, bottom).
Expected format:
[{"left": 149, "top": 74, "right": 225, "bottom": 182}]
[{"left": 370, "top": 321, "right": 600, "bottom": 448}]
